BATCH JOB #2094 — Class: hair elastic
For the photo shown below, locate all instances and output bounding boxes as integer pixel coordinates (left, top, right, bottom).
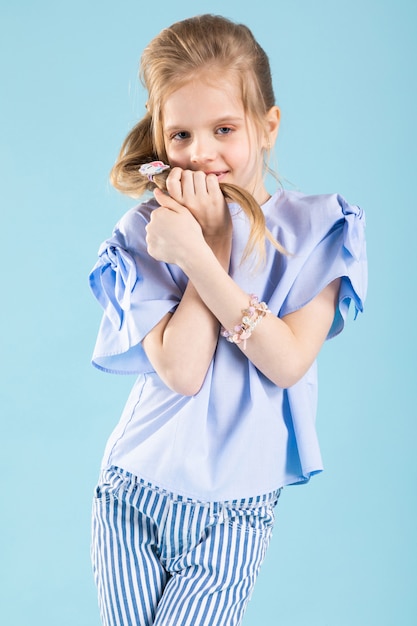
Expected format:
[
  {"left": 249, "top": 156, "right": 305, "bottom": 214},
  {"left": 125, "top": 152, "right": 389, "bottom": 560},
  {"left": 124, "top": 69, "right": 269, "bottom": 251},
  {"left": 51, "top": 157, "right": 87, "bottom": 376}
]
[
  {"left": 221, "top": 294, "right": 270, "bottom": 350},
  {"left": 139, "top": 161, "right": 170, "bottom": 182}
]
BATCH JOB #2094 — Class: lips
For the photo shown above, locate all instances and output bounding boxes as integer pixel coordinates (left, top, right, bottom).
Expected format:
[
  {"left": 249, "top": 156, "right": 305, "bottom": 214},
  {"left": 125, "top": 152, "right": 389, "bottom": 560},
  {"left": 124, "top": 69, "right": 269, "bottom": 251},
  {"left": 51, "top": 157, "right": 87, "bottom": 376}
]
[{"left": 205, "top": 171, "right": 229, "bottom": 179}]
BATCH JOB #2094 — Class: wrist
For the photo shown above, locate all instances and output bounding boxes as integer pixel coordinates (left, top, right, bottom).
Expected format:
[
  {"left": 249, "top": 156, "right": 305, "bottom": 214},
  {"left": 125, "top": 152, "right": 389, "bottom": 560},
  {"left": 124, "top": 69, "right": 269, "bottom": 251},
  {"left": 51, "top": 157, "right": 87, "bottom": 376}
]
[{"left": 178, "top": 240, "right": 220, "bottom": 277}]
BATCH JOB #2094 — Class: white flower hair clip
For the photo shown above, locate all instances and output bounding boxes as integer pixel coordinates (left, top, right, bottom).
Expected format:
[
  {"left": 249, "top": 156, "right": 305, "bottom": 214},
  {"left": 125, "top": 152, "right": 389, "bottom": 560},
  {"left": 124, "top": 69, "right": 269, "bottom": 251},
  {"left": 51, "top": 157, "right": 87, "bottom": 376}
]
[{"left": 139, "top": 161, "right": 170, "bottom": 182}]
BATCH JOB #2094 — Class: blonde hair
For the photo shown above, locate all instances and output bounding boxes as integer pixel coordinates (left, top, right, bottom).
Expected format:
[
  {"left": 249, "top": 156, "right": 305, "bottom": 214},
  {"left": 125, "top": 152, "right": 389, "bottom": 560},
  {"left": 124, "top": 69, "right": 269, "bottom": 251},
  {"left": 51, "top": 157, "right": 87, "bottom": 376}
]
[{"left": 110, "top": 14, "right": 285, "bottom": 261}]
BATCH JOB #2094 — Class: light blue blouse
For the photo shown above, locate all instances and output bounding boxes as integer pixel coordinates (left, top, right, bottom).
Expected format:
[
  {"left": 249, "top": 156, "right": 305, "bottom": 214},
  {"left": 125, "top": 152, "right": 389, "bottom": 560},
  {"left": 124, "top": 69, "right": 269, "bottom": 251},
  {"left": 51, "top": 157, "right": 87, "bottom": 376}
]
[{"left": 89, "top": 189, "right": 367, "bottom": 501}]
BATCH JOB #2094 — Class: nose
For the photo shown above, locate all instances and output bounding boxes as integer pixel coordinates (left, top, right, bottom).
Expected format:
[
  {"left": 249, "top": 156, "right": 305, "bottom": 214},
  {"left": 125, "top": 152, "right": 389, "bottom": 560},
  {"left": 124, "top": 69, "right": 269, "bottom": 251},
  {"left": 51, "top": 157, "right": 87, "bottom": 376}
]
[{"left": 190, "top": 134, "right": 216, "bottom": 165}]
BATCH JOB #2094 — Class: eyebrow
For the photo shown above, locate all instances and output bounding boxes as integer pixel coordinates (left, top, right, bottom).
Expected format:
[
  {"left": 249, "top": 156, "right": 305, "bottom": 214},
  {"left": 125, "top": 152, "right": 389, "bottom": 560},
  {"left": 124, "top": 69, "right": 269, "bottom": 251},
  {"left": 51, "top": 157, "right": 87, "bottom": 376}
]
[{"left": 163, "top": 116, "right": 245, "bottom": 132}]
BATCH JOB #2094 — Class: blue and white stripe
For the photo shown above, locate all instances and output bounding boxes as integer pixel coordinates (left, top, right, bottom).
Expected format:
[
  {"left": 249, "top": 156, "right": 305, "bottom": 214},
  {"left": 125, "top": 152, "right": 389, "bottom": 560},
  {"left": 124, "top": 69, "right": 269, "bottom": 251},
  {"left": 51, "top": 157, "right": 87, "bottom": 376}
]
[{"left": 92, "top": 466, "right": 280, "bottom": 626}]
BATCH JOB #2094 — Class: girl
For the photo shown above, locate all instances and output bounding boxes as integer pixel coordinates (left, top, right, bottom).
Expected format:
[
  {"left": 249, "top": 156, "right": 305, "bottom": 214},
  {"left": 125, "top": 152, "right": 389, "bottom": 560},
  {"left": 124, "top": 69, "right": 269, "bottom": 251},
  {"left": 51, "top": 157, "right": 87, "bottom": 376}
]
[{"left": 89, "top": 14, "right": 367, "bottom": 626}]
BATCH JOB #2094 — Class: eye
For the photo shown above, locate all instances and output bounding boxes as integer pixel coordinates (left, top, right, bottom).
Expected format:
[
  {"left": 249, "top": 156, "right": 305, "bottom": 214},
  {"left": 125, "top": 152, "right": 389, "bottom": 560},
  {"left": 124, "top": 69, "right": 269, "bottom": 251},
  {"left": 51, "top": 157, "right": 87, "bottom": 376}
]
[
  {"left": 216, "top": 127, "right": 233, "bottom": 135},
  {"left": 171, "top": 130, "right": 190, "bottom": 141}
]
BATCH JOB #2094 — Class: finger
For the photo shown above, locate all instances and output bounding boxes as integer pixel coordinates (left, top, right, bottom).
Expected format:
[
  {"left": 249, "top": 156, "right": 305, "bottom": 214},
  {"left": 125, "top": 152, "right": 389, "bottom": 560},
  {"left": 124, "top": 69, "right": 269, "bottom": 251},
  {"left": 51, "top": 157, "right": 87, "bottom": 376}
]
[
  {"left": 205, "top": 172, "right": 222, "bottom": 196},
  {"left": 192, "top": 170, "right": 210, "bottom": 197},
  {"left": 179, "top": 169, "right": 199, "bottom": 198},
  {"left": 166, "top": 167, "right": 184, "bottom": 201},
  {"left": 154, "top": 187, "right": 187, "bottom": 213}
]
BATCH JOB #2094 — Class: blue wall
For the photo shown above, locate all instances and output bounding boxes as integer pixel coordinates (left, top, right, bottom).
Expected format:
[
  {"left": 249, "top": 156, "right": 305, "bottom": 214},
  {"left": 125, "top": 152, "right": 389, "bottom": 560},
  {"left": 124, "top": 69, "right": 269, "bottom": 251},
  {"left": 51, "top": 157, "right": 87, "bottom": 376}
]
[{"left": 1, "top": 1, "right": 416, "bottom": 624}]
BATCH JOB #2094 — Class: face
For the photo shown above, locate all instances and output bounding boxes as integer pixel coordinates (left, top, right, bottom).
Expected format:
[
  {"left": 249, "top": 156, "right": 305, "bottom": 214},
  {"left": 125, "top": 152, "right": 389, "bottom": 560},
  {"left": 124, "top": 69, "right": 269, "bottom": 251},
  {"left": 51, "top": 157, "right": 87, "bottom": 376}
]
[{"left": 161, "top": 76, "right": 277, "bottom": 204}]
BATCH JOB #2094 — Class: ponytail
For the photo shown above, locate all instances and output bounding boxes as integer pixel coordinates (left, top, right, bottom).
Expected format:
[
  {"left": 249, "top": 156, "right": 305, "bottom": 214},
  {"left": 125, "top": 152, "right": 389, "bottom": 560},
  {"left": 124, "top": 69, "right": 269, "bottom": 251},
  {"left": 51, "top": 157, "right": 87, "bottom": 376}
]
[{"left": 110, "top": 113, "right": 159, "bottom": 198}]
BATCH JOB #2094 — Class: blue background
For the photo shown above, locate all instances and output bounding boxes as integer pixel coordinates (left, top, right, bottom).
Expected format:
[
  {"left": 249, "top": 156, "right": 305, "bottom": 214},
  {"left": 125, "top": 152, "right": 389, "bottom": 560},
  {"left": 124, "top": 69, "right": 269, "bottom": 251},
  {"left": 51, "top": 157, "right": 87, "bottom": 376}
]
[{"left": 1, "top": 0, "right": 416, "bottom": 624}]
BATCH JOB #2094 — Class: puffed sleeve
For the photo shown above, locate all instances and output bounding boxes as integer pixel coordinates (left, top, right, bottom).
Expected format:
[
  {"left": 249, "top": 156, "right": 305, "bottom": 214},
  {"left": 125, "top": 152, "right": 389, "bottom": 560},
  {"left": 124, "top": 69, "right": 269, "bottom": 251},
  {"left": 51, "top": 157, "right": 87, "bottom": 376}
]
[
  {"left": 279, "top": 194, "right": 367, "bottom": 338},
  {"left": 89, "top": 204, "right": 183, "bottom": 374}
]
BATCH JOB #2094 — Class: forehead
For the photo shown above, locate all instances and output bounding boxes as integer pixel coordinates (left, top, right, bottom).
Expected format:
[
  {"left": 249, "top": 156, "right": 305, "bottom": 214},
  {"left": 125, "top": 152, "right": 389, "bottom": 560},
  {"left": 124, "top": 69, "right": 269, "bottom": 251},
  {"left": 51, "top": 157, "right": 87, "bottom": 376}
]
[{"left": 162, "top": 76, "right": 244, "bottom": 124}]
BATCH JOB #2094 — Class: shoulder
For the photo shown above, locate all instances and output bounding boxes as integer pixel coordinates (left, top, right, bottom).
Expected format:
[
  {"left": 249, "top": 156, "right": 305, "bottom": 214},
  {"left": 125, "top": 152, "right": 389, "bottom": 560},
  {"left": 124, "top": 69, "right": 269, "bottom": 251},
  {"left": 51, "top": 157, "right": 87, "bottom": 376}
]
[
  {"left": 266, "top": 188, "right": 352, "bottom": 222},
  {"left": 111, "top": 197, "right": 159, "bottom": 249},
  {"left": 265, "top": 189, "right": 363, "bottom": 241},
  {"left": 116, "top": 197, "right": 159, "bottom": 234}
]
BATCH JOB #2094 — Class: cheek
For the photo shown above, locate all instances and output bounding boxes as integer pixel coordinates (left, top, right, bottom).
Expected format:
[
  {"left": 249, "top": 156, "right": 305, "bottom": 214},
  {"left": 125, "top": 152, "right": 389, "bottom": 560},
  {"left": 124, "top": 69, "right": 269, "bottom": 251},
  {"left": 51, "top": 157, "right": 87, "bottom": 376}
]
[
  {"left": 230, "top": 144, "right": 254, "bottom": 172},
  {"left": 165, "top": 146, "right": 187, "bottom": 168},
  {"left": 229, "top": 135, "right": 252, "bottom": 163}
]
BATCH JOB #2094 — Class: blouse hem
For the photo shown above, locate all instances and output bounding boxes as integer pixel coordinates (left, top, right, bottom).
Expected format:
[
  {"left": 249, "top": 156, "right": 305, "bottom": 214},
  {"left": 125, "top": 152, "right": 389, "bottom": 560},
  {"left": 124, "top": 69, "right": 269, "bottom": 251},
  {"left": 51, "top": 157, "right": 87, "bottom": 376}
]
[{"left": 99, "top": 462, "right": 323, "bottom": 502}]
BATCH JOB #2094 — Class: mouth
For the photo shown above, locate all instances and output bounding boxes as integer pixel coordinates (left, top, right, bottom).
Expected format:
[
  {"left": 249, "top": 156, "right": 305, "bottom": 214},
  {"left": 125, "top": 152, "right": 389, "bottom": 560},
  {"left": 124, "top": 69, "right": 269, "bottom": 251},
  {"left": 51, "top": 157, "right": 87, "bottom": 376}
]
[{"left": 205, "top": 171, "right": 229, "bottom": 180}]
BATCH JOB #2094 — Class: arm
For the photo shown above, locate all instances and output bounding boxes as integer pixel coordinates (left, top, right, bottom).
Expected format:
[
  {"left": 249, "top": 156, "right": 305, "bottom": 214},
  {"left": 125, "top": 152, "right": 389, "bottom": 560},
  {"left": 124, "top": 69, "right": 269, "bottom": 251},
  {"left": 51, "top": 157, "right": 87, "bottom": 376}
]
[
  {"left": 142, "top": 169, "right": 339, "bottom": 394},
  {"left": 142, "top": 169, "right": 232, "bottom": 396},
  {"left": 172, "top": 239, "right": 340, "bottom": 390}
]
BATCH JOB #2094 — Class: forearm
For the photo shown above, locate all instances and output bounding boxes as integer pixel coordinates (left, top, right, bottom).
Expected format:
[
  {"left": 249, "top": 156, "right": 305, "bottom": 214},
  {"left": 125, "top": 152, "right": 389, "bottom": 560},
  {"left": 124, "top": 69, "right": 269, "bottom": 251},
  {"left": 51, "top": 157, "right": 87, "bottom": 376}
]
[
  {"left": 142, "top": 237, "right": 231, "bottom": 396},
  {"left": 179, "top": 245, "right": 338, "bottom": 389},
  {"left": 149, "top": 282, "right": 220, "bottom": 395}
]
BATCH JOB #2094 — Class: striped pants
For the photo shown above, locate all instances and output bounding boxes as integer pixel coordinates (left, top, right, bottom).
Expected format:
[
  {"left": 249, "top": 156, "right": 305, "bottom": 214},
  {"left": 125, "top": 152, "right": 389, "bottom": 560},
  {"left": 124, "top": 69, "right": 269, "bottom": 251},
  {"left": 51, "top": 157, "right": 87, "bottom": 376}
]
[{"left": 91, "top": 466, "right": 281, "bottom": 626}]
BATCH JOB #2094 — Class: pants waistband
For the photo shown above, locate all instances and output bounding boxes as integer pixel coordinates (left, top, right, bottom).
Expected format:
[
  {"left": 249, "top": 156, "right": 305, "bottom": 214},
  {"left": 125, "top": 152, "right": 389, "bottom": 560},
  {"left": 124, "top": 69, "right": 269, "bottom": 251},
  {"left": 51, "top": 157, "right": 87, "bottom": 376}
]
[{"left": 100, "top": 465, "right": 281, "bottom": 510}]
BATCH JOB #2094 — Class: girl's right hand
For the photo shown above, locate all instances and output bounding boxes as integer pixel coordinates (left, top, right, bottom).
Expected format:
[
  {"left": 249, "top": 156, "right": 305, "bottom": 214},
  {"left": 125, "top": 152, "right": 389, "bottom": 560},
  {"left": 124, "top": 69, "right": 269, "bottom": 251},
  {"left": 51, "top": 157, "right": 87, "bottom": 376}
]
[{"left": 146, "top": 190, "right": 206, "bottom": 266}]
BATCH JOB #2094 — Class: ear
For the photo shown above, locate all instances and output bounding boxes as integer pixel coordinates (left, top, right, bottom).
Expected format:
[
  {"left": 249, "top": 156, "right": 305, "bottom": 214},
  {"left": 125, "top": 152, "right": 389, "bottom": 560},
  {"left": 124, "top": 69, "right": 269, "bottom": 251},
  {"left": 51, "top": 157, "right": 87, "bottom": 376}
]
[{"left": 264, "top": 106, "right": 280, "bottom": 149}]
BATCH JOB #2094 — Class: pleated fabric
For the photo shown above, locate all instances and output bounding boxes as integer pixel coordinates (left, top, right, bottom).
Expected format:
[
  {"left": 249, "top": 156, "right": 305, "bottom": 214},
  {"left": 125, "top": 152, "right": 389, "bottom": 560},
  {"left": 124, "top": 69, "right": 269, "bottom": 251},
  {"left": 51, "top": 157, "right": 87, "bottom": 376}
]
[{"left": 92, "top": 466, "right": 281, "bottom": 626}]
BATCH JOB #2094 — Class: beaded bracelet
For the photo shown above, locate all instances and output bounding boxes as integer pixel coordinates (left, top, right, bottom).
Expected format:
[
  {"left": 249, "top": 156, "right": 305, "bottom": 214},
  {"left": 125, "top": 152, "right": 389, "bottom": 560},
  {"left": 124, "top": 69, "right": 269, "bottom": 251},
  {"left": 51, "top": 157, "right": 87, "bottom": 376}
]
[{"left": 221, "top": 294, "right": 270, "bottom": 350}]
